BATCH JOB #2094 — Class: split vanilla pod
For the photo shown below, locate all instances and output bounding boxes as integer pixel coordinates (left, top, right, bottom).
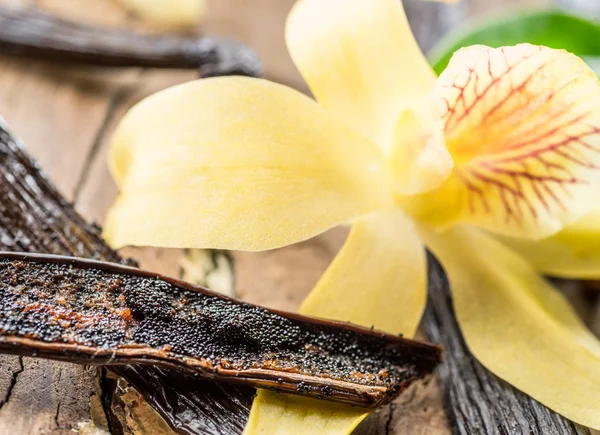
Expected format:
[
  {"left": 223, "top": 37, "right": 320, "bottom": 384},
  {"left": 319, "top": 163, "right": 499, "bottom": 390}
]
[{"left": 0, "top": 251, "right": 441, "bottom": 407}]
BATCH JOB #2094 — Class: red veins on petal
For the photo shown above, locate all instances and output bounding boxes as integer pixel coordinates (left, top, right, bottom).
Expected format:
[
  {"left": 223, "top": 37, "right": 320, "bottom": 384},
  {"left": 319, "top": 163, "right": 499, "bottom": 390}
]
[{"left": 431, "top": 44, "right": 600, "bottom": 235}]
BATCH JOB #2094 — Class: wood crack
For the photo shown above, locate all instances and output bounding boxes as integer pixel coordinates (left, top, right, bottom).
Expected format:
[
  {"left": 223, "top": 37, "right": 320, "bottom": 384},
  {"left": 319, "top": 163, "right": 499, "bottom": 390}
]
[
  {"left": 53, "top": 400, "right": 61, "bottom": 429},
  {"left": 73, "top": 85, "right": 133, "bottom": 203},
  {"left": 98, "top": 368, "right": 112, "bottom": 434},
  {"left": 0, "top": 356, "right": 24, "bottom": 410},
  {"left": 98, "top": 367, "right": 125, "bottom": 435}
]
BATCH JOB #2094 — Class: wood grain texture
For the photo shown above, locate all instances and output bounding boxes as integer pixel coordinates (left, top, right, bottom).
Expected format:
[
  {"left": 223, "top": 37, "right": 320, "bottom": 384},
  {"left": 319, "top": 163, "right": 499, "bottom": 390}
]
[
  {"left": 0, "top": 358, "right": 98, "bottom": 434},
  {"left": 0, "top": 0, "right": 134, "bottom": 201},
  {"left": 354, "top": 377, "right": 449, "bottom": 435},
  {"left": 0, "top": 0, "right": 133, "bottom": 432},
  {"left": 0, "top": 57, "right": 122, "bottom": 201}
]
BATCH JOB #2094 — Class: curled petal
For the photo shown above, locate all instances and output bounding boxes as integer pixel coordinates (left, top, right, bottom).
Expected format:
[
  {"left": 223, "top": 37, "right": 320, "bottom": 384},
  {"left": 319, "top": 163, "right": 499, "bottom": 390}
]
[
  {"left": 390, "top": 100, "right": 453, "bottom": 195},
  {"left": 105, "top": 77, "right": 393, "bottom": 251},
  {"left": 404, "top": 44, "right": 600, "bottom": 239},
  {"left": 419, "top": 224, "right": 600, "bottom": 429},
  {"left": 245, "top": 210, "right": 427, "bottom": 434},
  {"left": 500, "top": 205, "right": 600, "bottom": 278},
  {"left": 286, "top": 0, "right": 435, "bottom": 151}
]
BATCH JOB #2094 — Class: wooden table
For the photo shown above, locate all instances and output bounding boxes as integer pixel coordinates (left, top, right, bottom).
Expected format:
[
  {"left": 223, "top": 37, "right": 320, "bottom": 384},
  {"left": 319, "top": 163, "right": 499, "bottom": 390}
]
[{"left": 0, "top": 0, "right": 597, "bottom": 434}]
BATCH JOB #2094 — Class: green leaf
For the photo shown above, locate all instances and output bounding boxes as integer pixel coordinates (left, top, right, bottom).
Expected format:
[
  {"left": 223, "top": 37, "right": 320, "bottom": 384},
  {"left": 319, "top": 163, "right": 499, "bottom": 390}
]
[{"left": 429, "top": 10, "right": 600, "bottom": 74}]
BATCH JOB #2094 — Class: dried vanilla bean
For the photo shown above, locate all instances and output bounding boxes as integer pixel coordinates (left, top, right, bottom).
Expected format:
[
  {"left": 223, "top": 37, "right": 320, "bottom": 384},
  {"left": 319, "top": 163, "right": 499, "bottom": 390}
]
[
  {"left": 0, "top": 252, "right": 441, "bottom": 408},
  {"left": 0, "top": 6, "right": 261, "bottom": 77}
]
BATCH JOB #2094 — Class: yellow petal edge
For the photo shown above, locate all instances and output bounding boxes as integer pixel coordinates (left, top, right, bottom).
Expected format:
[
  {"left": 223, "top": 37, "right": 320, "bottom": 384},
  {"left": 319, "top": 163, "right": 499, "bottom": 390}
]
[
  {"left": 243, "top": 394, "right": 367, "bottom": 435},
  {"left": 244, "top": 211, "right": 427, "bottom": 434},
  {"left": 117, "top": 0, "right": 205, "bottom": 27},
  {"left": 301, "top": 211, "right": 426, "bottom": 336},
  {"left": 404, "top": 44, "right": 600, "bottom": 239},
  {"left": 104, "top": 77, "right": 393, "bottom": 251},
  {"left": 419, "top": 224, "right": 600, "bottom": 429}
]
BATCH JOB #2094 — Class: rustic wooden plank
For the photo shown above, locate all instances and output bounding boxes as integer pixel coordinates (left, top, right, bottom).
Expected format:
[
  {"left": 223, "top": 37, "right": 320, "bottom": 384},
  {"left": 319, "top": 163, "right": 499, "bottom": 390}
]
[
  {"left": 0, "top": 121, "right": 122, "bottom": 433},
  {"left": 0, "top": 1, "right": 149, "bottom": 433},
  {"left": 354, "top": 376, "right": 449, "bottom": 435},
  {"left": 0, "top": 57, "right": 124, "bottom": 201},
  {"left": 0, "top": 357, "right": 23, "bottom": 409},
  {"left": 0, "top": 359, "right": 98, "bottom": 434}
]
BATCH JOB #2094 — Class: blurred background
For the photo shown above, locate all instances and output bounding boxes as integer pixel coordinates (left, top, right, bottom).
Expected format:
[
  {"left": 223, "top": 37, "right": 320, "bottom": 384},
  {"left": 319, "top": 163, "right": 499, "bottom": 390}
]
[
  {"left": 206, "top": 0, "right": 595, "bottom": 89},
  {"left": 202, "top": 0, "right": 595, "bottom": 90}
]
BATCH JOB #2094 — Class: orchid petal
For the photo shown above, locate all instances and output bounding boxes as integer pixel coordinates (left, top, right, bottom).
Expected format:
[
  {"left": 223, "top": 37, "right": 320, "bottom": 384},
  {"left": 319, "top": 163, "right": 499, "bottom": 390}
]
[
  {"left": 403, "top": 44, "right": 600, "bottom": 239},
  {"left": 499, "top": 205, "right": 600, "bottom": 278},
  {"left": 301, "top": 210, "right": 427, "bottom": 335},
  {"left": 104, "top": 77, "right": 393, "bottom": 251},
  {"left": 419, "top": 224, "right": 600, "bottom": 429},
  {"left": 242, "top": 394, "right": 367, "bottom": 435},
  {"left": 244, "top": 210, "right": 427, "bottom": 434},
  {"left": 285, "top": 0, "right": 435, "bottom": 151}
]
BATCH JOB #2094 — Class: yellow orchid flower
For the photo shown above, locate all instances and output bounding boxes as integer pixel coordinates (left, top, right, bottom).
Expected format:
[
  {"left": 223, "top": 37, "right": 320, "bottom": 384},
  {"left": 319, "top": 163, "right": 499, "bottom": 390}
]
[{"left": 103, "top": 0, "right": 600, "bottom": 433}]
